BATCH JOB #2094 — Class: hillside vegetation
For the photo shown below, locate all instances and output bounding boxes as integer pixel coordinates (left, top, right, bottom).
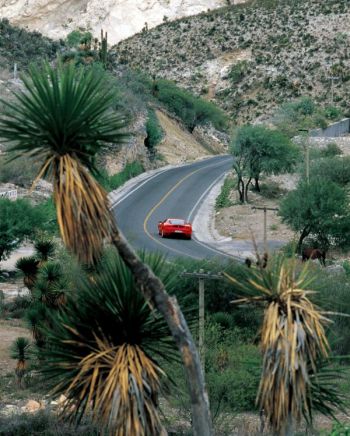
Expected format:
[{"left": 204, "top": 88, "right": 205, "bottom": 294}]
[
  {"left": 0, "top": 18, "right": 63, "bottom": 71},
  {"left": 115, "top": 0, "right": 350, "bottom": 123}
]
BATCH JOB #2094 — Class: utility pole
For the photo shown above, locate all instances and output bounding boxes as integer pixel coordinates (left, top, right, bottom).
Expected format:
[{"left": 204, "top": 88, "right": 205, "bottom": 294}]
[
  {"left": 298, "top": 129, "right": 310, "bottom": 184},
  {"left": 327, "top": 75, "right": 340, "bottom": 105},
  {"left": 13, "top": 63, "right": 17, "bottom": 81},
  {"left": 180, "top": 270, "right": 222, "bottom": 370},
  {"left": 251, "top": 206, "right": 279, "bottom": 253}
]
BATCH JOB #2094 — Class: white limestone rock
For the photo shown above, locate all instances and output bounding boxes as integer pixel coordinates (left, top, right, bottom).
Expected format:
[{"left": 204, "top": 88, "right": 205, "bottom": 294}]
[{"left": 0, "top": 0, "right": 251, "bottom": 44}]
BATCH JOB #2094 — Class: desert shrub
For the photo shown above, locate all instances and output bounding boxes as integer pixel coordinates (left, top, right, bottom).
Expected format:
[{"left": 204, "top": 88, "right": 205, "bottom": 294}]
[
  {"left": 109, "top": 161, "right": 144, "bottom": 191},
  {"left": 145, "top": 109, "right": 164, "bottom": 157},
  {"left": 0, "top": 18, "right": 63, "bottom": 70},
  {"left": 228, "top": 60, "right": 249, "bottom": 84},
  {"left": 315, "top": 115, "right": 328, "bottom": 129},
  {"left": 0, "top": 198, "right": 57, "bottom": 262},
  {"left": 95, "top": 161, "right": 145, "bottom": 192},
  {"left": 154, "top": 79, "right": 227, "bottom": 132},
  {"left": 0, "top": 410, "right": 99, "bottom": 436},
  {"left": 320, "top": 143, "right": 343, "bottom": 158},
  {"left": 1, "top": 295, "right": 31, "bottom": 319},
  {"left": 313, "top": 271, "right": 350, "bottom": 356},
  {"left": 310, "top": 156, "right": 350, "bottom": 187},
  {"left": 273, "top": 97, "right": 343, "bottom": 136},
  {"left": 324, "top": 106, "right": 343, "bottom": 120},
  {"left": 167, "top": 323, "right": 261, "bottom": 419},
  {"left": 259, "top": 181, "right": 287, "bottom": 199},
  {"left": 66, "top": 30, "right": 92, "bottom": 49},
  {"left": 215, "top": 177, "right": 235, "bottom": 209},
  {"left": 205, "top": 323, "right": 261, "bottom": 414},
  {"left": 34, "top": 199, "right": 58, "bottom": 236},
  {"left": 0, "top": 155, "right": 40, "bottom": 187}
]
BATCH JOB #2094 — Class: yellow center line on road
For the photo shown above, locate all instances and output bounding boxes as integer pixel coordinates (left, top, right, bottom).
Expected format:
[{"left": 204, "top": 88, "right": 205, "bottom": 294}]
[{"left": 143, "top": 167, "right": 203, "bottom": 257}]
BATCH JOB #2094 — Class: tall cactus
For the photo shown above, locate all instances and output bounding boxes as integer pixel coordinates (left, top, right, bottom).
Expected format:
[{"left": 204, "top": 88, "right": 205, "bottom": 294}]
[{"left": 99, "top": 29, "right": 108, "bottom": 69}]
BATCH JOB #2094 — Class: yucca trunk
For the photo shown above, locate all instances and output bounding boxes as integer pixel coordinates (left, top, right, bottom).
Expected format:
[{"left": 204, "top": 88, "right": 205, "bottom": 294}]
[
  {"left": 43, "top": 154, "right": 211, "bottom": 433},
  {"left": 111, "top": 227, "right": 212, "bottom": 436},
  {"left": 24, "top": 275, "right": 36, "bottom": 292},
  {"left": 15, "top": 359, "right": 27, "bottom": 388},
  {"left": 49, "top": 155, "right": 114, "bottom": 265}
]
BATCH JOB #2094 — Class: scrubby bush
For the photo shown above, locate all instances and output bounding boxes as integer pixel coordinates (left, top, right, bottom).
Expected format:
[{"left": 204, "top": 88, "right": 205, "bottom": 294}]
[
  {"left": 215, "top": 177, "right": 235, "bottom": 209},
  {"left": 313, "top": 271, "right": 350, "bottom": 356},
  {"left": 1, "top": 295, "right": 31, "bottom": 319},
  {"left": 310, "top": 156, "right": 350, "bottom": 187},
  {"left": 109, "top": 161, "right": 144, "bottom": 190},
  {"left": 259, "top": 181, "right": 287, "bottom": 199},
  {"left": 167, "top": 322, "right": 261, "bottom": 420},
  {"left": 228, "top": 60, "right": 249, "bottom": 84},
  {"left": 324, "top": 106, "right": 343, "bottom": 120},
  {"left": 0, "top": 410, "right": 99, "bottom": 436},
  {"left": 145, "top": 109, "right": 164, "bottom": 157},
  {"left": 66, "top": 30, "right": 92, "bottom": 49},
  {"left": 96, "top": 161, "right": 145, "bottom": 192},
  {"left": 0, "top": 18, "right": 63, "bottom": 69},
  {"left": 320, "top": 143, "right": 343, "bottom": 158},
  {"left": 273, "top": 97, "right": 343, "bottom": 136},
  {"left": 205, "top": 323, "right": 260, "bottom": 414},
  {"left": 0, "top": 155, "right": 40, "bottom": 187},
  {"left": 0, "top": 198, "right": 57, "bottom": 262},
  {"left": 153, "top": 79, "right": 227, "bottom": 132}
]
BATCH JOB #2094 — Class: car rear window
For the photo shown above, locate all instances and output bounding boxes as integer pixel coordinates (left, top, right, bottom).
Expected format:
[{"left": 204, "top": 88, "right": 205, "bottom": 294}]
[{"left": 168, "top": 219, "right": 185, "bottom": 225}]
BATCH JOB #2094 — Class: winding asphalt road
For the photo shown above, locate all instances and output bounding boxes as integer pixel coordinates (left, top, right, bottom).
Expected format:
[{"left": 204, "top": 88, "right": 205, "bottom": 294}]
[{"left": 112, "top": 155, "right": 234, "bottom": 260}]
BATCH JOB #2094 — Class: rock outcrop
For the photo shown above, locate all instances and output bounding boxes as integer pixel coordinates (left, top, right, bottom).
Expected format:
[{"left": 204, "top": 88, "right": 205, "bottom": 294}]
[{"left": 0, "top": 0, "right": 247, "bottom": 44}]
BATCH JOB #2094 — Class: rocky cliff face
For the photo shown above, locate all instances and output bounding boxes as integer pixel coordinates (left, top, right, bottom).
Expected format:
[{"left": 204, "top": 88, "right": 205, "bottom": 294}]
[{"left": 0, "top": 0, "right": 244, "bottom": 44}]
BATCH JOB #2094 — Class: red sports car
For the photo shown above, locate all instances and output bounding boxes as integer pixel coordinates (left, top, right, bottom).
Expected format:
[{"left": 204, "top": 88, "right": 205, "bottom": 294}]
[{"left": 158, "top": 218, "right": 192, "bottom": 239}]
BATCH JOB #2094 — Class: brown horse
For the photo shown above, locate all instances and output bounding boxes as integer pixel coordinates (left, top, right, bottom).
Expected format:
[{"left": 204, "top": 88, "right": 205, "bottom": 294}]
[{"left": 302, "top": 248, "right": 326, "bottom": 267}]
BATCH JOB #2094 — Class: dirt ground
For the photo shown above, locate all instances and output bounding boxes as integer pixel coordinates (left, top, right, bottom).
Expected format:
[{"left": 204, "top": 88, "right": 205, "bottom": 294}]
[{"left": 215, "top": 174, "right": 298, "bottom": 244}]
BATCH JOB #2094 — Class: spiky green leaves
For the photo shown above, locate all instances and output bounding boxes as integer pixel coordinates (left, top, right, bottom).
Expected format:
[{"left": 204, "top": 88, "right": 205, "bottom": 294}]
[
  {"left": 34, "top": 239, "right": 56, "bottom": 263},
  {"left": 11, "top": 337, "right": 31, "bottom": 387},
  {"left": 0, "top": 63, "right": 129, "bottom": 264},
  {"left": 0, "top": 62, "right": 128, "bottom": 173},
  {"left": 40, "top": 250, "right": 177, "bottom": 435},
  {"left": 10, "top": 337, "right": 31, "bottom": 361}
]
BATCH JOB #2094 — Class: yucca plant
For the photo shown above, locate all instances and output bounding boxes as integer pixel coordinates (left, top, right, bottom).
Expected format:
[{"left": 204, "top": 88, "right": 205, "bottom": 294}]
[
  {"left": 225, "top": 257, "right": 343, "bottom": 435},
  {"left": 0, "top": 62, "right": 211, "bottom": 435},
  {"left": 0, "top": 62, "right": 128, "bottom": 265},
  {"left": 41, "top": 250, "right": 178, "bottom": 435},
  {"left": 34, "top": 261, "right": 67, "bottom": 307},
  {"left": 10, "top": 337, "right": 31, "bottom": 388},
  {"left": 26, "top": 303, "right": 47, "bottom": 348},
  {"left": 34, "top": 238, "right": 56, "bottom": 264},
  {"left": 15, "top": 256, "right": 40, "bottom": 291}
]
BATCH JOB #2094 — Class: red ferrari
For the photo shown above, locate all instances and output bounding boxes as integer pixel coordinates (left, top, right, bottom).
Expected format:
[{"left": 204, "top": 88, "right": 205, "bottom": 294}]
[{"left": 158, "top": 218, "right": 192, "bottom": 239}]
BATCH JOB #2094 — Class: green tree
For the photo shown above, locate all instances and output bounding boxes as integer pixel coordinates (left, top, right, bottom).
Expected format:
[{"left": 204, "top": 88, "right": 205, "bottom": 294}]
[
  {"left": 0, "top": 62, "right": 211, "bottom": 435},
  {"left": 0, "top": 198, "right": 48, "bottom": 262},
  {"left": 231, "top": 125, "right": 299, "bottom": 203},
  {"left": 279, "top": 179, "right": 350, "bottom": 251}
]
